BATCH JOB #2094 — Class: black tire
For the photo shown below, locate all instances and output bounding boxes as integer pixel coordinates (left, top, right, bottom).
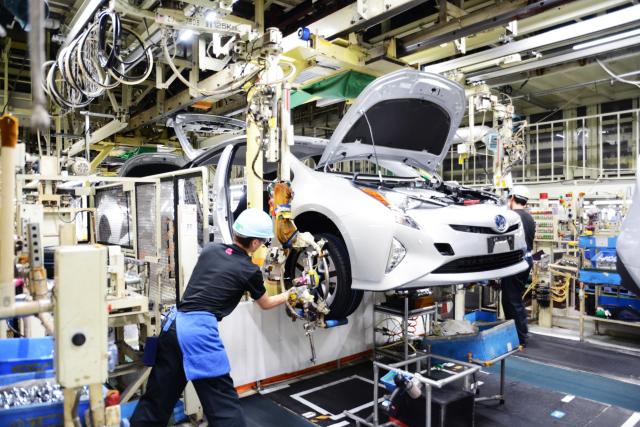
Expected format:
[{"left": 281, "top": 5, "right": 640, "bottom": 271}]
[{"left": 286, "top": 232, "right": 362, "bottom": 320}]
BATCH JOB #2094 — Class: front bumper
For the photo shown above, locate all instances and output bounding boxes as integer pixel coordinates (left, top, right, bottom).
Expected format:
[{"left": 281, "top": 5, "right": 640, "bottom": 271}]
[
  {"left": 350, "top": 206, "right": 528, "bottom": 292},
  {"left": 399, "top": 259, "right": 530, "bottom": 288}
]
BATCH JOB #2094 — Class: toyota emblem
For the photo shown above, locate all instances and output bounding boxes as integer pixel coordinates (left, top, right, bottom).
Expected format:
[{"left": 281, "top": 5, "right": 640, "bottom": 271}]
[{"left": 494, "top": 215, "right": 508, "bottom": 232}]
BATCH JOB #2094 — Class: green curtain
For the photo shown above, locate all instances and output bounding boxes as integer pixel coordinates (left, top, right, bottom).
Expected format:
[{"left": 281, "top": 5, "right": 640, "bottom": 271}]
[
  {"left": 117, "top": 146, "right": 157, "bottom": 159},
  {"left": 290, "top": 70, "right": 376, "bottom": 109}
]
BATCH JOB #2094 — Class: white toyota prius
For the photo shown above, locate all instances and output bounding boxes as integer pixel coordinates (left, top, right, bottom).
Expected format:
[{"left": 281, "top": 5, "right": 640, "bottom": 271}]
[{"left": 170, "top": 69, "right": 529, "bottom": 319}]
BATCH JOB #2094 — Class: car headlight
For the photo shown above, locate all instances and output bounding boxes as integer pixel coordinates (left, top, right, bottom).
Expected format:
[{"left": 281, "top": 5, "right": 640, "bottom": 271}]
[
  {"left": 386, "top": 238, "right": 406, "bottom": 273},
  {"left": 359, "top": 188, "right": 420, "bottom": 230}
]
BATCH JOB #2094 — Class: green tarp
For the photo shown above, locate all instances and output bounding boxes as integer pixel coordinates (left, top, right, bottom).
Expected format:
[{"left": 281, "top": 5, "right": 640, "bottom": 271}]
[
  {"left": 117, "top": 146, "right": 156, "bottom": 159},
  {"left": 290, "top": 70, "right": 376, "bottom": 109}
]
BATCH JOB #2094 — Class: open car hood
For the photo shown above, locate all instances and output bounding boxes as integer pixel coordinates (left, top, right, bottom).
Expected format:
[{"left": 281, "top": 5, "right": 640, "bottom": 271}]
[{"left": 317, "top": 69, "right": 466, "bottom": 172}]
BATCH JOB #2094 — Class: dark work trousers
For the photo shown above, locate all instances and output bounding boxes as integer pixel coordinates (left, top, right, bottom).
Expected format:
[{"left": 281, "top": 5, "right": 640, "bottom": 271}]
[
  {"left": 130, "top": 323, "right": 246, "bottom": 427},
  {"left": 501, "top": 260, "right": 532, "bottom": 345}
]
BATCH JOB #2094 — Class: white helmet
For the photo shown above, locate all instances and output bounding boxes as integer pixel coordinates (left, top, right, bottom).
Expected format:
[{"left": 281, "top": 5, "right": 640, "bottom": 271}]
[
  {"left": 232, "top": 208, "right": 274, "bottom": 239},
  {"left": 510, "top": 185, "right": 531, "bottom": 203}
]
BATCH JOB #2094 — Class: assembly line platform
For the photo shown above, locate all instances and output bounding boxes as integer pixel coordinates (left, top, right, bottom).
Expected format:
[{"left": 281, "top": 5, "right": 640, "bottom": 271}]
[{"left": 236, "top": 334, "right": 640, "bottom": 427}]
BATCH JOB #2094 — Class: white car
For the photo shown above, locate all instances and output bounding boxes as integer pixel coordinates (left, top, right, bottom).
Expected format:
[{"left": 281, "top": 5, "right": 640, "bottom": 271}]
[{"left": 175, "top": 69, "right": 528, "bottom": 319}]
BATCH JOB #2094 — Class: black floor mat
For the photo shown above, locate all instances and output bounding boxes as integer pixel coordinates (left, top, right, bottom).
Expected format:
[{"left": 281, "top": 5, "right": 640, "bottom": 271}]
[
  {"left": 259, "top": 357, "right": 638, "bottom": 427},
  {"left": 298, "top": 376, "right": 385, "bottom": 415},
  {"left": 262, "top": 362, "right": 382, "bottom": 426},
  {"left": 521, "top": 334, "right": 640, "bottom": 383},
  {"left": 241, "top": 394, "right": 313, "bottom": 427}
]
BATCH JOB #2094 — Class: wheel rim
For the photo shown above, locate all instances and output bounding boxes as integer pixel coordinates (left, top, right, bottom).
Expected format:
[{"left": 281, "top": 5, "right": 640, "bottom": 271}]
[{"left": 292, "top": 249, "right": 339, "bottom": 306}]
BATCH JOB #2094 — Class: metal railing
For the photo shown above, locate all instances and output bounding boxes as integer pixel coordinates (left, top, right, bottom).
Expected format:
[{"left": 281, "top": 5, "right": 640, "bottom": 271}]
[{"left": 442, "top": 107, "right": 640, "bottom": 185}]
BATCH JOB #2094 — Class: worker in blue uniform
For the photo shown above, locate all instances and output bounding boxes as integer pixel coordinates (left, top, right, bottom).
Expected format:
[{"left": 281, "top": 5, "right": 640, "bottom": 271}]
[
  {"left": 131, "top": 208, "right": 290, "bottom": 426},
  {"left": 501, "top": 186, "right": 536, "bottom": 347}
]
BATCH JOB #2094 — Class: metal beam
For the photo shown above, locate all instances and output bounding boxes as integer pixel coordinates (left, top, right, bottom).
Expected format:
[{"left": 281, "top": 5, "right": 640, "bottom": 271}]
[
  {"left": 89, "top": 146, "right": 114, "bottom": 172},
  {"left": 67, "top": 119, "right": 128, "bottom": 156},
  {"left": 426, "top": 4, "right": 640, "bottom": 74},
  {"left": 63, "top": 0, "right": 104, "bottom": 49},
  {"left": 466, "top": 35, "right": 640, "bottom": 83},
  {"left": 398, "top": 0, "right": 571, "bottom": 56},
  {"left": 400, "top": 0, "right": 635, "bottom": 64},
  {"left": 329, "top": 0, "right": 431, "bottom": 40}
]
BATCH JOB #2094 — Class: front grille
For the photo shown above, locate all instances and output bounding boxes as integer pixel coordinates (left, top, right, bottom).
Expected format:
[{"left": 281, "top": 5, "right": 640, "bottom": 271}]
[
  {"left": 433, "top": 250, "right": 524, "bottom": 274},
  {"left": 450, "top": 223, "right": 519, "bottom": 234}
]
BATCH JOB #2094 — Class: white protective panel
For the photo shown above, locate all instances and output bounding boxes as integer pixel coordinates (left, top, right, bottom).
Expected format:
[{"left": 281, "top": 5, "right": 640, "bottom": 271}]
[
  {"left": 55, "top": 245, "right": 108, "bottom": 388},
  {"left": 219, "top": 293, "right": 373, "bottom": 387}
]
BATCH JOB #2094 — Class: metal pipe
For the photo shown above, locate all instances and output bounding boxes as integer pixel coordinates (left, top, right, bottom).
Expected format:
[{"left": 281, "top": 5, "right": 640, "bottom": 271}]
[
  {"left": 0, "top": 299, "right": 53, "bottom": 319},
  {"left": 37, "top": 312, "right": 55, "bottom": 335},
  {"left": 28, "top": 0, "right": 51, "bottom": 132},
  {"left": 84, "top": 112, "right": 91, "bottom": 162},
  {"left": 0, "top": 114, "right": 18, "bottom": 327}
]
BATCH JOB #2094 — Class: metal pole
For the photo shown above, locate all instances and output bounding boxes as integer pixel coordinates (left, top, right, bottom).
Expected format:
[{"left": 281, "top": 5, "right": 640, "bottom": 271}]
[
  {"left": 373, "top": 364, "right": 380, "bottom": 425},
  {"left": 579, "top": 281, "right": 585, "bottom": 342},
  {"left": 0, "top": 115, "right": 18, "bottom": 337},
  {"left": 500, "top": 359, "right": 505, "bottom": 403},
  {"left": 84, "top": 113, "right": 91, "bottom": 162},
  {"left": 425, "top": 384, "right": 432, "bottom": 427},
  {"left": 404, "top": 294, "right": 409, "bottom": 361}
]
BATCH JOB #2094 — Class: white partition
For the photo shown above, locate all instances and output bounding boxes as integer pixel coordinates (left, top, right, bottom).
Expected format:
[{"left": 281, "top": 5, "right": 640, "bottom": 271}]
[{"left": 219, "top": 293, "right": 374, "bottom": 387}]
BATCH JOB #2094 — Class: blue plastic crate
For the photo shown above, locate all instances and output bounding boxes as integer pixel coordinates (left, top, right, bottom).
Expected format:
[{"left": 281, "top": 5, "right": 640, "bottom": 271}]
[
  {"left": 579, "top": 269, "right": 621, "bottom": 285},
  {"left": 463, "top": 310, "right": 497, "bottom": 323},
  {"left": 0, "top": 337, "right": 54, "bottom": 375},
  {"left": 0, "top": 369, "right": 55, "bottom": 387},
  {"left": 0, "top": 398, "right": 91, "bottom": 426},
  {"left": 422, "top": 320, "right": 519, "bottom": 363},
  {"left": 599, "top": 295, "right": 640, "bottom": 311},
  {"left": 0, "top": 397, "right": 186, "bottom": 426},
  {"left": 579, "top": 235, "right": 618, "bottom": 249}
]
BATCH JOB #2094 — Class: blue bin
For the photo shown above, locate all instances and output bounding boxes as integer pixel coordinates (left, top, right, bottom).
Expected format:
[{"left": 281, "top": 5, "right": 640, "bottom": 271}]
[
  {"left": 422, "top": 320, "right": 519, "bottom": 363},
  {"left": 599, "top": 295, "right": 640, "bottom": 311},
  {"left": 579, "top": 269, "right": 621, "bottom": 285},
  {"left": 0, "top": 337, "right": 54, "bottom": 375},
  {"left": 463, "top": 310, "right": 497, "bottom": 323},
  {"left": 0, "top": 397, "right": 186, "bottom": 426},
  {"left": 579, "top": 235, "right": 618, "bottom": 249},
  {"left": 0, "top": 369, "right": 55, "bottom": 387},
  {"left": 0, "top": 399, "right": 90, "bottom": 426}
]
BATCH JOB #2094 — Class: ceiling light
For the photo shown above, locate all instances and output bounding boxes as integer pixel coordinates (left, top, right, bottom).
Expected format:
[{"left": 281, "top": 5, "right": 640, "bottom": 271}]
[
  {"left": 178, "top": 29, "right": 195, "bottom": 43},
  {"left": 573, "top": 28, "right": 640, "bottom": 50},
  {"left": 205, "top": 10, "right": 218, "bottom": 23}
]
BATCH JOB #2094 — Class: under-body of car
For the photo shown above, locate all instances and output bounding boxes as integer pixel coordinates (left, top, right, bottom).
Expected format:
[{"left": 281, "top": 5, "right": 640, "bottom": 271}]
[{"left": 171, "top": 69, "right": 529, "bottom": 319}]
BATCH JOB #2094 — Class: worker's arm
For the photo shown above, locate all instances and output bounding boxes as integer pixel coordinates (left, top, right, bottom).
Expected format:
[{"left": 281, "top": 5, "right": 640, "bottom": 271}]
[{"left": 255, "top": 290, "right": 289, "bottom": 310}]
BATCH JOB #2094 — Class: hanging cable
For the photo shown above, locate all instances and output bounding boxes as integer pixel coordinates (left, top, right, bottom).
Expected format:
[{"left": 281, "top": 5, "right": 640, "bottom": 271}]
[{"left": 597, "top": 58, "right": 640, "bottom": 88}]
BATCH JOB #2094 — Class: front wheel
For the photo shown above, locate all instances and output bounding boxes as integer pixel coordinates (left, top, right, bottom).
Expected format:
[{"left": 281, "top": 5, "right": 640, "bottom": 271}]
[{"left": 285, "top": 232, "right": 363, "bottom": 320}]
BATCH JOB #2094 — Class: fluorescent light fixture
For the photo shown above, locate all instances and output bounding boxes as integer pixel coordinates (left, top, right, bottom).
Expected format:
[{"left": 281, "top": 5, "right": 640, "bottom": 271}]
[
  {"left": 573, "top": 28, "right": 640, "bottom": 50},
  {"left": 178, "top": 29, "right": 195, "bottom": 43},
  {"left": 593, "top": 200, "right": 628, "bottom": 205},
  {"left": 205, "top": 10, "right": 218, "bottom": 23}
]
